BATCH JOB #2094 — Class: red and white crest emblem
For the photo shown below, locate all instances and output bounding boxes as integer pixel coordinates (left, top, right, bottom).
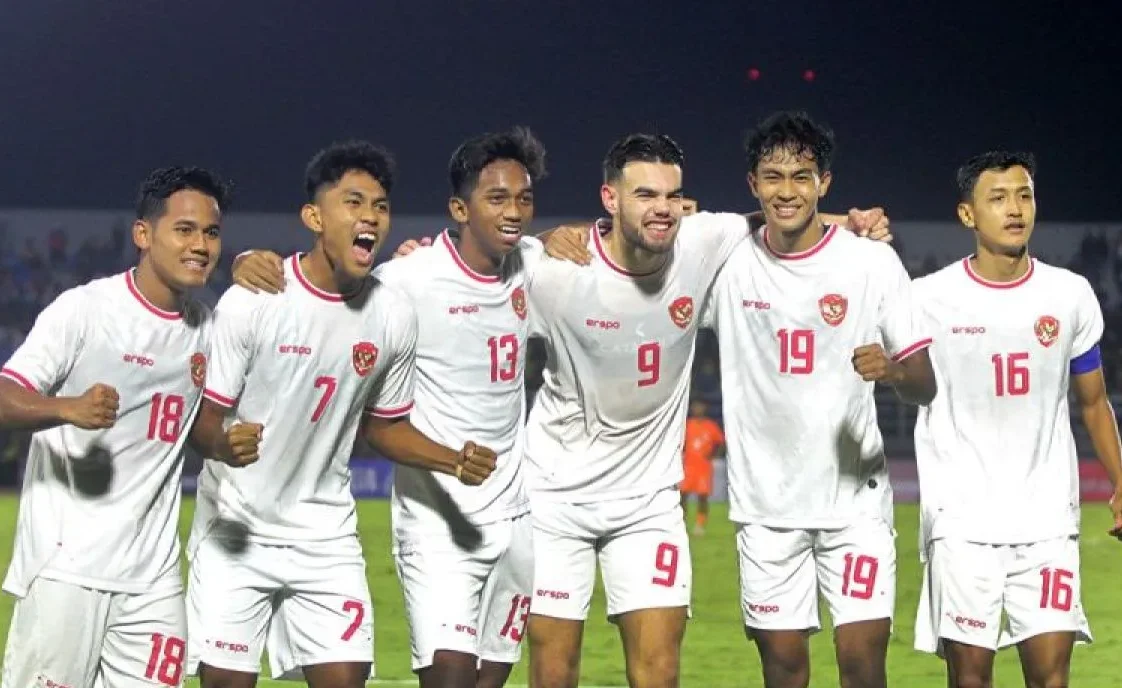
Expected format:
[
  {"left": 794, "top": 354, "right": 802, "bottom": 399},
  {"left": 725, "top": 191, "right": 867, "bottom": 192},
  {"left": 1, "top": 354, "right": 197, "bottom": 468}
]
[
  {"left": 511, "top": 287, "right": 527, "bottom": 320},
  {"left": 668, "top": 296, "right": 694, "bottom": 329},
  {"left": 819, "top": 293, "right": 848, "bottom": 327},
  {"left": 352, "top": 342, "right": 379, "bottom": 377},
  {"left": 1034, "top": 315, "right": 1060, "bottom": 348},
  {"left": 189, "top": 352, "right": 207, "bottom": 388}
]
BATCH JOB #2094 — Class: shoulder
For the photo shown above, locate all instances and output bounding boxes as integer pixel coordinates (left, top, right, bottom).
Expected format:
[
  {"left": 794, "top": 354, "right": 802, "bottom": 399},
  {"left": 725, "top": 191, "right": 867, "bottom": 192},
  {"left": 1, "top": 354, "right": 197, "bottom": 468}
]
[
  {"left": 370, "top": 281, "right": 418, "bottom": 331},
  {"left": 911, "top": 260, "right": 963, "bottom": 297},
  {"left": 678, "top": 212, "right": 748, "bottom": 247},
  {"left": 1033, "top": 259, "right": 1093, "bottom": 294},
  {"left": 214, "top": 283, "right": 272, "bottom": 317},
  {"left": 374, "top": 245, "right": 437, "bottom": 288}
]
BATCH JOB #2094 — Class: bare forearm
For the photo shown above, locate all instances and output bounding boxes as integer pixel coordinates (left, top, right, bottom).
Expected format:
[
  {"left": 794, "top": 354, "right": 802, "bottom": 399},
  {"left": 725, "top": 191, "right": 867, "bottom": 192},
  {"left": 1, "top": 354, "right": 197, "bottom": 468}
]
[
  {"left": 189, "top": 407, "right": 234, "bottom": 462},
  {"left": 363, "top": 417, "right": 459, "bottom": 476},
  {"left": 0, "top": 380, "right": 71, "bottom": 432},
  {"left": 1083, "top": 400, "right": 1122, "bottom": 489},
  {"left": 890, "top": 363, "right": 937, "bottom": 406}
]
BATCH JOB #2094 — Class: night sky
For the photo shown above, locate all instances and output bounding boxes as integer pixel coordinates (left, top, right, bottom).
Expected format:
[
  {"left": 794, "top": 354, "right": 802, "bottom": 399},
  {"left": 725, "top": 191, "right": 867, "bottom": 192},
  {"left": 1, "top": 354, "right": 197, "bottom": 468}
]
[{"left": 0, "top": 1, "right": 1116, "bottom": 221}]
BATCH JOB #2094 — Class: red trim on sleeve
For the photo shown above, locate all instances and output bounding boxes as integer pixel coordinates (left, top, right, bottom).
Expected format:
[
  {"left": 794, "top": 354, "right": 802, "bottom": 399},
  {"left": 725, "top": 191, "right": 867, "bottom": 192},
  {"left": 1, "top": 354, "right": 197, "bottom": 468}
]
[
  {"left": 891, "top": 338, "right": 933, "bottom": 362},
  {"left": 0, "top": 368, "right": 37, "bottom": 392},
  {"left": 365, "top": 401, "right": 414, "bottom": 418},
  {"left": 203, "top": 388, "right": 237, "bottom": 407}
]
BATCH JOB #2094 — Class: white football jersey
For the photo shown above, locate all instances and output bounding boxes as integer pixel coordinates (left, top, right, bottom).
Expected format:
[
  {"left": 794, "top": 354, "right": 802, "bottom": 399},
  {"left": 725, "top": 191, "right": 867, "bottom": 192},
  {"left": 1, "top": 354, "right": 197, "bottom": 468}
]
[
  {"left": 702, "top": 226, "right": 930, "bottom": 528},
  {"left": 1, "top": 271, "right": 210, "bottom": 596},
  {"left": 374, "top": 230, "right": 543, "bottom": 532},
  {"left": 189, "top": 254, "right": 416, "bottom": 548},
  {"left": 913, "top": 258, "right": 1103, "bottom": 546},
  {"left": 525, "top": 212, "right": 747, "bottom": 501}
]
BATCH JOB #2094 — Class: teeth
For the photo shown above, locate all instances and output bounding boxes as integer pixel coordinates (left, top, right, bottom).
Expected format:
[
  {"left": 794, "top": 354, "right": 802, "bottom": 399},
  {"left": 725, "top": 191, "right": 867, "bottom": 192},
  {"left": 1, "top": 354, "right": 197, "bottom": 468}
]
[
  {"left": 500, "top": 226, "right": 520, "bottom": 234},
  {"left": 357, "top": 232, "right": 377, "bottom": 241}
]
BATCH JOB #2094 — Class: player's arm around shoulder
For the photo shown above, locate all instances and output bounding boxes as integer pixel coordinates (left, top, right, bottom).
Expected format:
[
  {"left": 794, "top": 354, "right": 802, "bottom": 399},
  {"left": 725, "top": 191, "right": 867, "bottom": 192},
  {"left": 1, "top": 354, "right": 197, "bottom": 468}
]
[
  {"left": 231, "top": 248, "right": 286, "bottom": 294},
  {"left": 0, "top": 287, "right": 119, "bottom": 432}
]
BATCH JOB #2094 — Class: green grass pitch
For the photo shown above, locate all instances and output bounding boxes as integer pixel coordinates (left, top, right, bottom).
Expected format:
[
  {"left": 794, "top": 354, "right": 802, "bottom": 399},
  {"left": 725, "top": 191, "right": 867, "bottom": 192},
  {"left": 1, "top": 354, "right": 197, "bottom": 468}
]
[{"left": 0, "top": 496, "right": 1118, "bottom": 686}]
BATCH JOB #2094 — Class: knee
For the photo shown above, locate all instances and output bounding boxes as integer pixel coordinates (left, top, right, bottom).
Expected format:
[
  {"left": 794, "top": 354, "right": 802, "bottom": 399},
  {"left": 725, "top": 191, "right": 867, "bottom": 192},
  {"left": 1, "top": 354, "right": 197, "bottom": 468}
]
[
  {"left": 837, "top": 653, "right": 886, "bottom": 688},
  {"left": 625, "top": 651, "right": 679, "bottom": 688},
  {"left": 949, "top": 677, "right": 993, "bottom": 688},
  {"left": 1025, "top": 676, "right": 1068, "bottom": 688},
  {"left": 529, "top": 645, "right": 580, "bottom": 688}
]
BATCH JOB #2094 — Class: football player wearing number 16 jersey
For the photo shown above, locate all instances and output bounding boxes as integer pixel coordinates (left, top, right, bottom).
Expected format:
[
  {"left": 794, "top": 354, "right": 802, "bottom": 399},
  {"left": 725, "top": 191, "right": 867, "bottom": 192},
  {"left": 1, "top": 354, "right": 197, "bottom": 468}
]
[
  {"left": 912, "top": 152, "right": 1122, "bottom": 688},
  {"left": 701, "top": 112, "right": 935, "bottom": 688},
  {"left": 0, "top": 167, "right": 229, "bottom": 688},
  {"left": 186, "top": 142, "right": 497, "bottom": 688}
]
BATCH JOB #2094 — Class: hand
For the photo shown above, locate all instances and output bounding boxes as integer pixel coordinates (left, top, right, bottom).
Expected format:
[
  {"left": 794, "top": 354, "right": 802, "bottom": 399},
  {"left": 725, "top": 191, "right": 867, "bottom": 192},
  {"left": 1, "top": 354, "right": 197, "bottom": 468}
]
[
  {"left": 846, "top": 207, "right": 892, "bottom": 243},
  {"left": 455, "top": 441, "right": 497, "bottom": 485},
  {"left": 852, "top": 343, "right": 904, "bottom": 384},
  {"left": 1109, "top": 487, "right": 1122, "bottom": 539},
  {"left": 393, "top": 236, "right": 433, "bottom": 259},
  {"left": 61, "top": 383, "right": 119, "bottom": 430},
  {"left": 233, "top": 251, "right": 285, "bottom": 294},
  {"left": 224, "top": 422, "right": 263, "bottom": 467},
  {"left": 544, "top": 224, "right": 593, "bottom": 265}
]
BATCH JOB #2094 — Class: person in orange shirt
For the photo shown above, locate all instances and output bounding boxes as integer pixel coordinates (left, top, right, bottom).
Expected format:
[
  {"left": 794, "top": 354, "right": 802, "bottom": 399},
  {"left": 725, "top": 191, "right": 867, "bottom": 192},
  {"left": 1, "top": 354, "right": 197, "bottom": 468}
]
[{"left": 680, "top": 399, "right": 724, "bottom": 535}]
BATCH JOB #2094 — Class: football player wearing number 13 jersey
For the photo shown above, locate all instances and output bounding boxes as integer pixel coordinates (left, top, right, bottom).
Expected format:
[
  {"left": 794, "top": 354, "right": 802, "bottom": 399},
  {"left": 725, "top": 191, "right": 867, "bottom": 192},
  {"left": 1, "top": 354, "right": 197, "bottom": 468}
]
[
  {"left": 186, "top": 142, "right": 496, "bottom": 688},
  {"left": 912, "top": 152, "right": 1122, "bottom": 688},
  {"left": 701, "top": 112, "right": 936, "bottom": 688},
  {"left": 0, "top": 167, "right": 229, "bottom": 688}
]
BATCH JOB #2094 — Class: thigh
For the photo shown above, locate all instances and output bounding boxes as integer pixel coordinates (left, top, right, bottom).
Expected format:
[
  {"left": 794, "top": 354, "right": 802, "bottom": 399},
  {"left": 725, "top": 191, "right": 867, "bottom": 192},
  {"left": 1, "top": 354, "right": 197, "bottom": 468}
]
[
  {"left": 530, "top": 502, "right": 597, "bottom": 621},
  {"left": 736, "top": 524, "right": 818, "bottom": 633},
  {"left": 1001, "top": 536, "right": 1091, "bottom": 649},
  {"left": 2, "top": 577, "right": 109, "bottom": 688},
  {"left": 99, "top": 585, "right": 188, "bottom": 688},
  {"left": 186, "top": 535, "right": 277, "bottom": 676},
  {"left": 914, "top": 538, "right": 1004, "bottom": 654},
  {"left": 477, "top": 514, "right": 535, "bottom": 666},
  {"left": 815, "top": 520, "right": 897, "bottom": 628},
  {"left": 394, "top": 528, "right": 490, "bottom": 670},
  {"left": 267, "top": 539, "right": 374, "bottom": 680},
  {"left": 599, "top": 492, "right": 692, "bottom": 619}
]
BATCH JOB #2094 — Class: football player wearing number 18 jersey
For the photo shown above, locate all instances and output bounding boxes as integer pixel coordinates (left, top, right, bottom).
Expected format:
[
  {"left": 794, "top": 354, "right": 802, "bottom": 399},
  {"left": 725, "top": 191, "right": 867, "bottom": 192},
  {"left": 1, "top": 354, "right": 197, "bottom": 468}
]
[
  {"left": 912, "top": 152, "right": 1122, "bottom": 688},
  {"left": 186, "top": 142, "right": 496, "bottom": 688},
  {"left": 701, "top": 111, "right": 935, "bottom": 688},
  {"left": 0, "top": 167, "right": 229, "bottom": 688}
]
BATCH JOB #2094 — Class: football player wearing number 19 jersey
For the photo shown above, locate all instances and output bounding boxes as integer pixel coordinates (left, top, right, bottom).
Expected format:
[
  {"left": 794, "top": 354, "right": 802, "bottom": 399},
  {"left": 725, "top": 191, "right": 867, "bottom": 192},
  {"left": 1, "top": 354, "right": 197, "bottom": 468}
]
[
  {"left": 912, "top": 152, "right": 1122, "bottom": 688},
  {"left": 700, "top": 112, "right": 935, "bottom": 688},
  {"left": 0, "top": 167, "right": 229, "bottom": 688}
]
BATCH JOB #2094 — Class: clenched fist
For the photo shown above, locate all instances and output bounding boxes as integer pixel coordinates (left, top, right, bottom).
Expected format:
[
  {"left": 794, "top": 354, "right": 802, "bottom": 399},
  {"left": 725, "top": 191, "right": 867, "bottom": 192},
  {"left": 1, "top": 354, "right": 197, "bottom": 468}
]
[
  {"left": 455, "top": 441, "right": 497, "bottom": 486},
  {"left": 62, "top": 383, "right": 119, "bottom": 430},
  {"left": 852, "top": 343, "right": 903, "bottom": 384},
  {"left": 224, "top": 422, "right": 263, "bottom": 467}
]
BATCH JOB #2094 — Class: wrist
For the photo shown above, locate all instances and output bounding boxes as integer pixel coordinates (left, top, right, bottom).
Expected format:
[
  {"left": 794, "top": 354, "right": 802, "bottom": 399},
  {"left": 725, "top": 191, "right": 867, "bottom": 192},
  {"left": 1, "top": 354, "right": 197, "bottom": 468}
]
[{"left": 53, "top": 397, "right": 76, "bottom": 425}]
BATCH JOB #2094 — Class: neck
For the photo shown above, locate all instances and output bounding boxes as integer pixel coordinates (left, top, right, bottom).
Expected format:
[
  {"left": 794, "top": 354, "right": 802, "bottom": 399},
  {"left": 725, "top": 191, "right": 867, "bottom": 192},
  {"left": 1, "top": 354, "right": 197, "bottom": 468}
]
[
  {"left": 971, "top": 244, "right": 1030, "bottom": 282},
  {"left": 133, "top": 260, "right": 182, "bottom": 312},
  {"left": 766, "top": 214, "right": 825, "bottom": 255},
  {"left": 454, "top": 226, "right": 501, "bottom": 276},
  {"left": 605, "top": 220, "right": 667, "bottom": 275},
  {"left": 302, "top": 245, "right": 363, "bottom": 297}
]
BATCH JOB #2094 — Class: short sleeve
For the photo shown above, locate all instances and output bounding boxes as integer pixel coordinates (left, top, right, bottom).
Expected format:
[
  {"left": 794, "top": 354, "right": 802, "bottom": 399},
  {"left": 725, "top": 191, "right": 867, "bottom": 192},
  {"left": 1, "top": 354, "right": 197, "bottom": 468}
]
[
  {"left": 202, "top": 287, "right": 258, "bottom": 408},
  {"left": 1071, "top": 276, "right": 1104, "bottom": 359},
  {"left": 365, "top": 300, "right": 417, "bottom": 418},
  {"left": 875, "top": 247, "right": 932, "bottom": 361},
  {"left": 519, "top": 236, "right": 546, "bottom": 280},
  {"left": 680, "top": 212, "right": 749, "bottom": 278},
  {"left": 526, "top": 253, "right": 575, "bottom": 340},
  {"left": 1, "top": 288, "right": 86, "bottom": 395}
]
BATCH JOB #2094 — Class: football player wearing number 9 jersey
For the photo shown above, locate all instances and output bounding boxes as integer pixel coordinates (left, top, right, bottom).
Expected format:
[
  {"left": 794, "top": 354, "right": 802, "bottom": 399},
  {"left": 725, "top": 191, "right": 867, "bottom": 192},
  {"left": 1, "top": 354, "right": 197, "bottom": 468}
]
[
  {"left": 0, "top": 167, "right": 228, "bottom": 688},
  {"left": 185, "top": 142, "right": 497, "bottom": 688},
  {"left": 912, "top": 152, "right": 1122, "bottom": 688},
  {"left": 700, "top": 111, "right": 935, "bottom": 688}
]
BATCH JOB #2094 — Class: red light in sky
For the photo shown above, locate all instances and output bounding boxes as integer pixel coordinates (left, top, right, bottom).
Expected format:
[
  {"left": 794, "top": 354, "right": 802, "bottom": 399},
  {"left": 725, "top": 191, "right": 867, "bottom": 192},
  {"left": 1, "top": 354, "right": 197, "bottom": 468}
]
[
  {"left": 803, "top": 69, "right": 816, "bottom": 82},
  {"left": 746, "top": 67, "right": 761, "bottom": 81}
]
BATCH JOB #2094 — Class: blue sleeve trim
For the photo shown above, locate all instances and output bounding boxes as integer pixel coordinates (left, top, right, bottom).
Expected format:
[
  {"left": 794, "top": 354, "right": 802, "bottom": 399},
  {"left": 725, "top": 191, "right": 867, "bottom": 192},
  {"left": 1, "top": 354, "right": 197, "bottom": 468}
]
[{"left": 1070, "top": 343, "right": 1102, "bottom": 375}]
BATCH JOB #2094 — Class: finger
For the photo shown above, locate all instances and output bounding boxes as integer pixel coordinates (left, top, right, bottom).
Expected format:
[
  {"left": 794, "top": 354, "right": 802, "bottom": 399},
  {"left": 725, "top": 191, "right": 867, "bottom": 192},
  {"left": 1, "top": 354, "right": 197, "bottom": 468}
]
[
  {"left": 420, "top": 236, "right": 434, "bottom": 246},
  {"left": 470, "top": 456, "right": 498, "bottom": 472}
]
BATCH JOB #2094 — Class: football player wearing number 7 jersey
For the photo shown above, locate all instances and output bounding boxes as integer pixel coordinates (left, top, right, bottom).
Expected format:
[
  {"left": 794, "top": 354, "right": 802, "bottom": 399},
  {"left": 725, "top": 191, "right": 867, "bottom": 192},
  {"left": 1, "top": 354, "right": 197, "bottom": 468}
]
[
  {"left": 185, "top": 141, "right": 497, "bottom": 688},
  {"left": 700, "top": 111, "right": 935, "bottom": 688},
  {"left": 0, "top": 167, "right": 229, "bottom": 688},
  {"left": 911, "top": 152, "right": 1122, "bottom": 688}
]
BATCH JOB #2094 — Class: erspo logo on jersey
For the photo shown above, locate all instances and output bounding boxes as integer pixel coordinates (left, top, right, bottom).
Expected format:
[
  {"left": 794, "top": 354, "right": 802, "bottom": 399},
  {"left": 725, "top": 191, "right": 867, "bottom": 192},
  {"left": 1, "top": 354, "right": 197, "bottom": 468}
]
[
  {"left": 819, "top": 293, "right": 848, "bottom": 326},
  {"left": 352, "top": 341, "right": 379, "bottom": 377},
  {"left": 668, "top": 296, "right": 694, "bottom": 329},
  {"left": 1035, "top": 315, "right": 1060, "bottom": 348},
  {"left": 511, "top": 287, "right": 528, "bottom": 320}
]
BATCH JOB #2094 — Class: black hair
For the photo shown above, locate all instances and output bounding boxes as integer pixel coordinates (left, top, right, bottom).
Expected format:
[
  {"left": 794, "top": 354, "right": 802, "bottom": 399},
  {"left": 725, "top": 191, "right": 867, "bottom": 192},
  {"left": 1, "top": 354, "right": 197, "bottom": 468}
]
[
  {"left": 602, "top": 133, "right": 685, "bottom": 183},
  {"left": 744, "top": 110, "right": 835, "bottom": 175},
  {"left": 448, "top": 126, "right": 547, "bottom": 197},
  {"left": 955, "top": 151, "right": 1037, "bottom": 201},
  {"left": 304, "top": 140, "right": 396, "bottom": 202},
  {"left": 135, "top": 166, "right": 231, "bottom": 222}
]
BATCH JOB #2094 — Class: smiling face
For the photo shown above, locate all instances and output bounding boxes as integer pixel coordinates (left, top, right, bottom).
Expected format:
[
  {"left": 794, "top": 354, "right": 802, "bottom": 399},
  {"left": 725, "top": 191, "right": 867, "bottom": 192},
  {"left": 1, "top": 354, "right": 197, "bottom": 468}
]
[
  {"left": 958, "top": 165, "right": 1036, "bottom": 256},
  {"left": 600, "top": 161, "right": 684, "bottom": 254},
  {"left": 748, "top": 144, "right": 832, "bottom": 234},
  {"left": 301, "top": 169, "right": 390, "bottom": 283},
  {"left": 132, "top": 189, "right": 221, "bottom": 291},
  {"left": 450, "top": 158, "right": 534, "bottom": 260}
]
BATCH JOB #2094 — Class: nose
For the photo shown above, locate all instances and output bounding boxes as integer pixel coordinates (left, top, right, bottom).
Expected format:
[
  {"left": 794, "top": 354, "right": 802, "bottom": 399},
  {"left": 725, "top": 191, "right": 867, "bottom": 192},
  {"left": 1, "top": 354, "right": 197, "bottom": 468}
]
[
  {"left": 776, "top": 178, "right": 798, "bottom": 200},
  {"left": 502, "top": 199, "right": 523, "bottom": 222},
  {"left": 189, "top": 231, "right": 210, "bottom": 254},
  {"left": 1008, "top": 198, "right": 1024, "bottom": 217}
]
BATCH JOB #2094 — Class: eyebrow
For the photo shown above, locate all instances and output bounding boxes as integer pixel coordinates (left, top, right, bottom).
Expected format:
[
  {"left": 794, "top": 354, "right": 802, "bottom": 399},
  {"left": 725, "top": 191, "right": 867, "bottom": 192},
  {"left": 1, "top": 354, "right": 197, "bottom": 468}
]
[{"left": 632, "top": 186, "right": 684, "bottom": 195}]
